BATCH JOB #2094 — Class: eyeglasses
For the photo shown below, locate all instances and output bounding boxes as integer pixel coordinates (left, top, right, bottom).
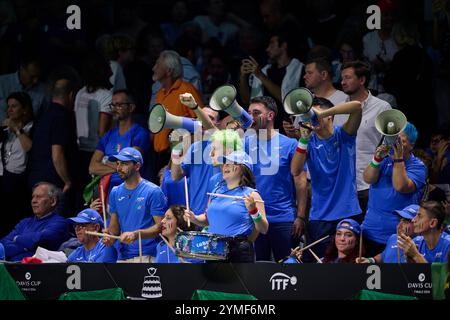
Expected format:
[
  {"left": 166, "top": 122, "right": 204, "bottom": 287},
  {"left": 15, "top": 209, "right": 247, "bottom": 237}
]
[{"left": 109, "top": 102, "right": 132, "bottom": 110}]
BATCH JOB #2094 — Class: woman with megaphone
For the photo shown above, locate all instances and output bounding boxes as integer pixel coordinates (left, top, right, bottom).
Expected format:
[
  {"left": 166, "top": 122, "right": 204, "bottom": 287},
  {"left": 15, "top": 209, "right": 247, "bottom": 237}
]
[{"left": 361, "top": 122, "right": 427, "bottom": 257}]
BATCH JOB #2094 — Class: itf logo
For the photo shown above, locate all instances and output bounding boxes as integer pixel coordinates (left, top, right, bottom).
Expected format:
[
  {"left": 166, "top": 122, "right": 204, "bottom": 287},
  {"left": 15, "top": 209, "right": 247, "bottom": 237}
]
[{"left": 269, "top": 272, "right": 297, "bottom": 291}]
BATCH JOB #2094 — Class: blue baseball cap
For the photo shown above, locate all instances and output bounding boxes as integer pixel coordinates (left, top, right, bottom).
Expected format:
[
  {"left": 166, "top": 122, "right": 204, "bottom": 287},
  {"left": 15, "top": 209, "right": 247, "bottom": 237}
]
[
  {"left": 336, "top": 219, "right": 361, "bottom": 235},
  {"left": 108, "top": 147, "right": 143, "bottom": 165},
  {"left": 395, "top": 204, "right": 419, "bottom": 220},
  {"left": 69, "top": 209, "right": 104, "bottom": 228},
  {"left": 217, "top": 150, "right": 253, "bottom": 171}
]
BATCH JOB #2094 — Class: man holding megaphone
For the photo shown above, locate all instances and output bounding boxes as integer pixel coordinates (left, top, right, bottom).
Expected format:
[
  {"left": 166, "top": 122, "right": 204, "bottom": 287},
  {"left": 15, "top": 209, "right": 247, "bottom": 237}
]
[
  {"left": 291, "top": 98, "right": 363, "bottom": 261},
  {"left": 361, "top": 122, "right": 427, "bottom": 257}
]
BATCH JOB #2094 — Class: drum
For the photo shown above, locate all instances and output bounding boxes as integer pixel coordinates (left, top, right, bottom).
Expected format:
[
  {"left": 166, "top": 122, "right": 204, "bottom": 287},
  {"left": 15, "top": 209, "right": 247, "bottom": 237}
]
[{"left": 175, "top": 231, "right": 230, "bottom": 261}]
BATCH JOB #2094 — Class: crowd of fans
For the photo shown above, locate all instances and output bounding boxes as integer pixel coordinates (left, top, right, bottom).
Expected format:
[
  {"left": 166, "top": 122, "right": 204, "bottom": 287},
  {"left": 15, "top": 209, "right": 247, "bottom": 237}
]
[{"left": 0, "top": 0, "right": 449, "bottom": 266}]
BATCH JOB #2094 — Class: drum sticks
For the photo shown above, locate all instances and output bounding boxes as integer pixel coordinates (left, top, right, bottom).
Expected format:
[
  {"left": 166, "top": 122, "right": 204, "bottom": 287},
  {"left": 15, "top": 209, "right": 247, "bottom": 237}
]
[
  {"left": 100, "top": 184, "right": 107, "bottom": 228},
  {"left": 308, "top": 249, "right": 322, "bottom": 263},
  {"left": 279, "top": 235, "right": 329, "bottom": 263},
  {"left": 85, "top": 231, "right": 120, "bottom": 240},
  {"left": 207, "top": 193, "right": 265, "bottom": 203},
  {"left": 297, "top": 235, "right": 330, "bottom": 254},
  {"left": 184, "top": 177, "right": 191, "bottom": 227},
  {"left": 138, "top": 231, "right": 142, "bottom": 263}
]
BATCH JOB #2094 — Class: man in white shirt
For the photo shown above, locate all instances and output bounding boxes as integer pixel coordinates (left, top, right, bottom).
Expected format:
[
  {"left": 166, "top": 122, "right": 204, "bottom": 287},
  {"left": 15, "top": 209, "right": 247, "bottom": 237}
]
[
  {"left": 334, "top": 61, "right": 391, "bottom": 215},
  {"left": 303, "top": 57, "right": 348, "bottom": 106}
]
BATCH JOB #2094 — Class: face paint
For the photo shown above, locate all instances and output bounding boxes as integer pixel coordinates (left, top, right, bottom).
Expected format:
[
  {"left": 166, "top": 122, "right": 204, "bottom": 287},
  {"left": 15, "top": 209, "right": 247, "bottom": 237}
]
[
  {"left": 404, "top": 224, "right": 410, "bottom": 235},
  {"left": 346, "top": 238, "right": 355, "bottom": 247}
]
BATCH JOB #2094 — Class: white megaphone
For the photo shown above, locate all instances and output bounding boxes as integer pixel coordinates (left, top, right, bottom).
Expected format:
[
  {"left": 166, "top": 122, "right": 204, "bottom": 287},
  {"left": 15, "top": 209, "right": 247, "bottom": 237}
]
[
  {"left": 148, "top": 104, "right": 201, "bottom": 134},
  {"left": 375, "top": 109, "right": 407, "bottom": 146},
  {"left": 209, "top": 85, "right": 253, "bottom": 129},
  {"left": 283, "top": 87, "right": 318, "bottom": 126}
]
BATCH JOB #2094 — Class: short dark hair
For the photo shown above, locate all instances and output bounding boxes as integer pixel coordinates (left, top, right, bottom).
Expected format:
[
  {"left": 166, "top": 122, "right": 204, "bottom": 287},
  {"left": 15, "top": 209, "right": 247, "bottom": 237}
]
[
  {"left": 250, "top": 96, "right": 278, "bottom": 116},
  {"left": 113, "top": 89, "right": 136, "bottom": 105},
  {"left": 341, "top": 60, "right": 371, "bottom": 88},
  {"left": 312, "top": 97, "right": 334, "bottom": 109},
  {"left": 306, "top": 57, "right": 332, "bottom": 77},
  {"left": 421, "top": 201, "right": 446, "bottom": 229},
  {"left": 270, "top": 30, "right": 296, "bottom": 58}
]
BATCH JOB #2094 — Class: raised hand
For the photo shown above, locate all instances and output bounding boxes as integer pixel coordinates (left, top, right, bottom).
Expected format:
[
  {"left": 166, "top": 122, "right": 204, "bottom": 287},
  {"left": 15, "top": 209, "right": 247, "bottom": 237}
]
[
  {"left": 179, "top": 93, "right": 198, "bottom": 110},
  {"left": 393, "top": 137, "right": 404, "bottom": 159},
  {"left": 120, "top": 231, "right": 137, "bottom": 244}
]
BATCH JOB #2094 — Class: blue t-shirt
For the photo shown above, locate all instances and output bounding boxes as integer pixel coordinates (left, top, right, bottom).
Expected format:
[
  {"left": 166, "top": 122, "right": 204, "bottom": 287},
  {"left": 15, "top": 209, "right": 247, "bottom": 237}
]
[
  {"left": 67, "top": 240, "right": 117, "bottom": 262},
  {"left": 161, "top": 167, "right": 186, "bottom": 206},
  {"left": 109, "top": 179, "right": 168, "bottom": 259},
  {"left": 206, "top": 184, "right": 255, "bottom": 236},
  {"left": 244, "top": 133, "right": 298, "bottom": 223},
  {"left": 381, "top": 234, "right": 407, "bottom": 263},
  {"left": 307, "top": 126, "right": 361, "bottom": 221},
  {"left": 208, "top": 172, "right": 223, "bottom": 194},
  {"left": 181, "top": 140, "right": 220, "bottom": 214},
  {"left": 155, "top": 241, "right": 180, "bottom": 263},
  {"left": 96, "top": 124, "right": 150, "bottom": 192},
  {"left": 362, "top": 155, "right": 427, "bottom": 244},
  {"left": 413, "top": 234, "right": 450, "bottom": 263}
]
